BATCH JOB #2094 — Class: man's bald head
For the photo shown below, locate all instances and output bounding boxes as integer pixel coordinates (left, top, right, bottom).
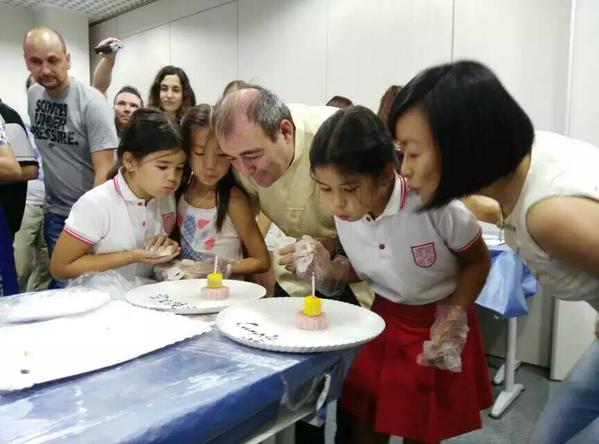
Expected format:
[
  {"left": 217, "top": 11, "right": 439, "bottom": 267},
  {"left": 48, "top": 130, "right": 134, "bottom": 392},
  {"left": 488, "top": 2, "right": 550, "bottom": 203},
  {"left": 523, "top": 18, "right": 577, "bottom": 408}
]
[
  {"left": 23, "top": 26, "right": 71, "bottom": 94},
  {"left": 214, "top": 85, "right": 292, "bottom": 142},
  {"left": 23, "top": 26, "right": 67, "bottom": 54}
]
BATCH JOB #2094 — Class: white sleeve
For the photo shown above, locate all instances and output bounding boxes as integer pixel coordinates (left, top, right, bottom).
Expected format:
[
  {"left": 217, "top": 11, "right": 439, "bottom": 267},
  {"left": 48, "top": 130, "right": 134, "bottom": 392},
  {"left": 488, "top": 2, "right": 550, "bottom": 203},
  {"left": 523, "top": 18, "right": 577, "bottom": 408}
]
[
  {"left": 64, "top": 193, "right": 108, "bottom": 245},
  {"left": 5, "top": 122, "right": 36, "bottom": 164},
  {"left": 430, "top": 200, "right": 482, "bottom": 252}
]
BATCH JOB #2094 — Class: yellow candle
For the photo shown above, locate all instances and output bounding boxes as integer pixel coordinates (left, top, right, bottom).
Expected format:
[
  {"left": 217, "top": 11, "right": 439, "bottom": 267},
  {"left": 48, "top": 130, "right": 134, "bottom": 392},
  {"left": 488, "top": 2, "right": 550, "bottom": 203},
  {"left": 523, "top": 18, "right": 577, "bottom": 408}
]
[
  {"left": 302, "top": 295, "right": 322, "bottom": 317},
  {"left": 207, "top": 272, "right": 223, "bottom": 288}
]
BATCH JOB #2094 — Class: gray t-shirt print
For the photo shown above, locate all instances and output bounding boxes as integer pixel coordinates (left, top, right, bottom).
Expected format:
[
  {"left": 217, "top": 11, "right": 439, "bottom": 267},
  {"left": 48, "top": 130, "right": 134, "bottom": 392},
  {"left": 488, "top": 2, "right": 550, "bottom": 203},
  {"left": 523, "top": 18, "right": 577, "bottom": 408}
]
[{"left": 28, "top": 77, "right": 118, "bottom": 216}]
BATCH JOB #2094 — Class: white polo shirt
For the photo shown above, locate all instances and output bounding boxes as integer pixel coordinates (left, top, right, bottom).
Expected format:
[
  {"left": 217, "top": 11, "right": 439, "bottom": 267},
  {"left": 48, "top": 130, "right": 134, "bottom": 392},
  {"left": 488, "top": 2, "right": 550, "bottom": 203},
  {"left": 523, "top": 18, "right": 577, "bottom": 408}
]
[
  {"left": 335, "top": 176, "right": 482, "bottom": 305},
  {"left": 64, "top": 170, "right": 177, "bottom": 279}
]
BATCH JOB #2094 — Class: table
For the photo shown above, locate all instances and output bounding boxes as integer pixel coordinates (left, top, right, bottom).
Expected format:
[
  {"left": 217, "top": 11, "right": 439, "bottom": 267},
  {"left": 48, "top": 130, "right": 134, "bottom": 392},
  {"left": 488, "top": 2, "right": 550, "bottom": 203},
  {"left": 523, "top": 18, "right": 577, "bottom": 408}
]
[
  {"left": 476, "top": 244, "right": 538, "bottom": 418},
  {"left": 0, "top": 243, "right": 536, "bottom": 440},
  {"left": 0, "top": 329, "right": 358, "bottom": 443}
]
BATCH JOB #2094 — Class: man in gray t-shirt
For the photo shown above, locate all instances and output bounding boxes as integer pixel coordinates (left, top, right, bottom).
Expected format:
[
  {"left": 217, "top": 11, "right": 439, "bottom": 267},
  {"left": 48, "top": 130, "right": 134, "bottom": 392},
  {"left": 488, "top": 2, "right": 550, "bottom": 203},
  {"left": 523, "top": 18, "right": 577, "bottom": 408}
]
[
  {"left": 24, "top": 26, "right": 118, "bottom": 288},
  {"left": 27, "top": 78, "right": 117, "bottom": 216}
]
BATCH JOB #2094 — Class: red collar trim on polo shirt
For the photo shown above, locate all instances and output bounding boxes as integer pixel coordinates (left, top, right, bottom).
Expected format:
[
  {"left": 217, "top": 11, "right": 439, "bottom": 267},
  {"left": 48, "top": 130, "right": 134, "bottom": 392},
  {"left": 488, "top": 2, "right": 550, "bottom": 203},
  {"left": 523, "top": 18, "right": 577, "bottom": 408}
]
[
  {"left": 364, "top": 174, "right": 407, "bottom": 223},
  {"left": 112, "top": 176, "right": 123, "bottom": 197},
  {"left": 398, "top": 175, "right": 408, "bottom": 210},
  {"left": 113, "top": 170, "right": 145, "bottom": 204}
]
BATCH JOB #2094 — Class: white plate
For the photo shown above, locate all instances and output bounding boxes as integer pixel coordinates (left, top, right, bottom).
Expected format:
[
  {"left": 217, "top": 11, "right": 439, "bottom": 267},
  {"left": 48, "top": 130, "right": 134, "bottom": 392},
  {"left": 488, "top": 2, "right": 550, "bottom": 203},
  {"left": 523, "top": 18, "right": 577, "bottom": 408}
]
[
  {"left": 0, "top": 301, "right": 210, "bottom": 391},
  {"left": 0, "top": 289, "right": 111, "bottom": 324},
  {"left": 216, "top": 298, "right": 386, "bottom": 353},
  {"left": 125, "top": 279, "right": 266, "bottom": 314}
]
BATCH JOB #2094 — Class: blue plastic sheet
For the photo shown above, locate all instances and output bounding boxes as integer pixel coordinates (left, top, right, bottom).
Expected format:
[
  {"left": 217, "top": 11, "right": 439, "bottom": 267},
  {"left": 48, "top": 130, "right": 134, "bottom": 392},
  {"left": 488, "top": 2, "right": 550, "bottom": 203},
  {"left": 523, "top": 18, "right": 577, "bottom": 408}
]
[
  {"left": 0, "top": 329, "right": 358, "bottom": 443},
  {"left": 476, "top": 245, "right": 539, "bottom": 318}
]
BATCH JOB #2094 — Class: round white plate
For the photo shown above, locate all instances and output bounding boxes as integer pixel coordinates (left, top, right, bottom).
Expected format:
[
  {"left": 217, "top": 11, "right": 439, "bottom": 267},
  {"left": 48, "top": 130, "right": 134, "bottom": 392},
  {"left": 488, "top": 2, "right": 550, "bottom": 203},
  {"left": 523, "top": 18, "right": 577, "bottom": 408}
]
[
  {"left": 125, "top": 279, "right": 266, "bottom": 314},
  {"left": 1, "top": 289, "right": 111, "bottom": 324},
  {"left": 216, "top": 297, "right": 386, "bottom": 353}
]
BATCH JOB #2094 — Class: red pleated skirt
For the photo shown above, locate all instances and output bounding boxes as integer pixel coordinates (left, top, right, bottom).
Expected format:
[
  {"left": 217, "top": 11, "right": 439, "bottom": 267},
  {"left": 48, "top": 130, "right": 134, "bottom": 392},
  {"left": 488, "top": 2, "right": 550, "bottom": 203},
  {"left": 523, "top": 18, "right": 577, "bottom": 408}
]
[{"left": 340, "top": 296, "right": 494, "bottom": 442}]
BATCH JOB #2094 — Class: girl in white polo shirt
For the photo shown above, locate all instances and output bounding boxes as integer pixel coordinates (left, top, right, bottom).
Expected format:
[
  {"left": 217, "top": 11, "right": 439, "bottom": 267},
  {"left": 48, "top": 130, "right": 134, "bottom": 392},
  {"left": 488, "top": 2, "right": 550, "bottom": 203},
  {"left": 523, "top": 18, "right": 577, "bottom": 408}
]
[
  {"left": 307, "top": 106, "right": 493, "bottom": 444},
  {"left": 389, "top": 61, "right": 599, "bottom": 444},
  {"left": 176, "top": 104, "right": 269, "bottom": 277},
  {"left": 50, "top": 109, "right": 185, "bottom": 280}
]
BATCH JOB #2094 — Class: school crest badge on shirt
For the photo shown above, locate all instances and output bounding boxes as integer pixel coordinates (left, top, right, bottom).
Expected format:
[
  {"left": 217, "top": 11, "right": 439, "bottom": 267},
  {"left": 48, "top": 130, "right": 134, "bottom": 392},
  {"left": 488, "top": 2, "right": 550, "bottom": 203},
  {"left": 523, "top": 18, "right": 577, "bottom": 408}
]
[
  {"left": 163, "top": 212, "right": 176, "bottom": 233},
  {"left": 411, "top": 242, "right": 437, "bottom": 268}
]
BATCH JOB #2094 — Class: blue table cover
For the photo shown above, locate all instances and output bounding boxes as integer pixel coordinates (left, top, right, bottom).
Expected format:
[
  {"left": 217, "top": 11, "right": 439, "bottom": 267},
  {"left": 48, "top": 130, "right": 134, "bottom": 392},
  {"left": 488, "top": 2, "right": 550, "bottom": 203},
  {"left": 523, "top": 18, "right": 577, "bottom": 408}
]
[
  {"left": 476, "top": 244, "right": 538, "bottom": 318},
  {"left": 0, "top": 243, "right": 536, "bottom": 443},
  {"left": 0, "top": 329, "right": 358, "bottom": 443}
]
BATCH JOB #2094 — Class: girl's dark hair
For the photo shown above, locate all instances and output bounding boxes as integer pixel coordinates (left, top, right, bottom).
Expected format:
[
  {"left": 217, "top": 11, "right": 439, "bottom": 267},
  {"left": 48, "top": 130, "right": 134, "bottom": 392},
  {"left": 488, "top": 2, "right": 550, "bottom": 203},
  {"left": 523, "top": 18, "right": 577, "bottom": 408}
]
[
  {"left": 326, "top": 95, "right": 353, "bottom": 108},
  {"left": 388, "top": 60, "right": 534, "bottom": 209},
  {"left": 148, "top": 66, "right": 196, "bottom": 122},
  {"left": 377, "top": 85, "right": 401, "bottom": 123},
  {"left": 310, "top": 105, "right": 398, "bottom": 178},
  {"left": 179, "top": 104, "right": 239, "bottom": 232},
  {"left": 107, "top": 108, "right": 183, "bottom": 179}
]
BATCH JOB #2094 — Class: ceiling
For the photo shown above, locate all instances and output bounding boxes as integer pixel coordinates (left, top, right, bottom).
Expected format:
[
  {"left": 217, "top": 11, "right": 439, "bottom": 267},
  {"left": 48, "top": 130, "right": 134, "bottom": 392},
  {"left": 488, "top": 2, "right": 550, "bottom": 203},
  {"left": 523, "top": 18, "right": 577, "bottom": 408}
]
[{"left": 0, "top": 0, "right": 157, "bottom": 23}]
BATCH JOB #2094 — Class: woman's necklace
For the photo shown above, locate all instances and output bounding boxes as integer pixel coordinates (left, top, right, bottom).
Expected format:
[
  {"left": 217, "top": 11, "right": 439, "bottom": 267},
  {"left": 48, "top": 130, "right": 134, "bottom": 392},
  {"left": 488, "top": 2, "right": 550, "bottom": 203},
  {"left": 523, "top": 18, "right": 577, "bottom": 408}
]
[{"left": 497, "top": 204, "right": 517, "bottom": 231}]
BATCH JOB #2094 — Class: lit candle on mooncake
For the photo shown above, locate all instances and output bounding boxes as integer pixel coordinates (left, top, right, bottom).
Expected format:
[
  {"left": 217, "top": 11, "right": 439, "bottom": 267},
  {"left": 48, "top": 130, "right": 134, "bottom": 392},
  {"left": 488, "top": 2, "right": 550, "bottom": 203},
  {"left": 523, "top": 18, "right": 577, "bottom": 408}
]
[
  {"left": 201, "top": 256, "right": 230, "bottom": 300},
  {"left": 295, "top": 274, "right": 329, "bottom": 330}
]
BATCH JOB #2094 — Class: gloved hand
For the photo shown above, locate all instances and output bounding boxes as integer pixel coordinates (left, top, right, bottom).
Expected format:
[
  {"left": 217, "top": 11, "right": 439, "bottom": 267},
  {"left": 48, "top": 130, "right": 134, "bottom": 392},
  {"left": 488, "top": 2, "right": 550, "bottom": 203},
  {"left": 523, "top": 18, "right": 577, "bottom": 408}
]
[
  {"left": 154, "top": 261, "right": 185, "bottom": 281},
  {"left": 416, "top": 304, "right": 469, "bottom": 372},
  {"left": 178, "top": 258, "right": 233, "bottom": 279},
  {"left": 143, "top": 235, "right": 180, "bottom": 256},
  {"left": 289, "top": 235, "right": 350, "bottom": 297}
]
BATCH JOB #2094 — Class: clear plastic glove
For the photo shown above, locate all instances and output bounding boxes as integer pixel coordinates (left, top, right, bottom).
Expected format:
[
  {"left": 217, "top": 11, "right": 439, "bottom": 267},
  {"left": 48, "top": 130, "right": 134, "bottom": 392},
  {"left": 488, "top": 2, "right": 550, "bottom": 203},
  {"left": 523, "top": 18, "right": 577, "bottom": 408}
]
[
  {"left": 67, "top": 269, "right": 154, "bottom": 300},
  {"left": 178, "top": 258, "right": 233, "bottom": 279},
  {"left": 285, "top": 235, "right": 350, "bottom": 297},
  {"left": 417, "top": 304, "right": 469, "bottom": 372},
  {"left": 293, "top": 235, "right": 330, "bottom": 276},
  {"left": 154, "top": 261, "right": 185, "bottom": 281}
]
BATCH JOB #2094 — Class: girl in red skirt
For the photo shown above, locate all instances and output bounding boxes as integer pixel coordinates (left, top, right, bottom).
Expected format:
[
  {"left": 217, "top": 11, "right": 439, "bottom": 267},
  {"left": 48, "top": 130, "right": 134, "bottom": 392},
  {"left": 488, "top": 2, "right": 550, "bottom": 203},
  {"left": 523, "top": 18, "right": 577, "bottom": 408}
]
[{"left": 305, "top": 105, "right": 494, "bottom": 443}]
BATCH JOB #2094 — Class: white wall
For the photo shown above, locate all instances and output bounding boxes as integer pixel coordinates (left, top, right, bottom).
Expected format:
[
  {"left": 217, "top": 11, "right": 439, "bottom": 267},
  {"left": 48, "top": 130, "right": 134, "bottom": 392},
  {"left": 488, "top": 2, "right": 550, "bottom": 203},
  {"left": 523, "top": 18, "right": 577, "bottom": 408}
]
[
  {"left": 0, "top": 4, "right": 34, "bottom": 120},
  {"left": 326, "top": 0, "right": 453, "bottom": 110},
  {"left": 453, "top": 0, "right": 570, "bottom": 132},
  {"left": 569, "top": 0, "right": 599, "bottom": 146},
  {"left": 0, "top": 4, "right": 89, "bottom": 123},
  {"left": 90, "top": 0, "right": 573, "bottom": 120}
]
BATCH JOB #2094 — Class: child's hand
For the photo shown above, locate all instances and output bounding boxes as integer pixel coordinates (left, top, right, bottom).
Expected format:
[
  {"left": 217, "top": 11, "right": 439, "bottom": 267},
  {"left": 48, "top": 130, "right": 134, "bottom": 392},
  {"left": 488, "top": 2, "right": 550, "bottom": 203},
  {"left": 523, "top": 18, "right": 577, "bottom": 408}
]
[
  {"left": 283, "top": 236, "right": 330, "bottom": 278},
  {"left": 144, "top": 235, "right": 180, "bottom": 255},
  {"left": 278, "top": 236, "right": 350, "bottom": 297},
  {"left": 417, "top": 304, "right": 469, "bottom": 372},
  {"left": 277, "top": 244, "right": 297, "bottom": 271},
  {"left": 131, "top": 248, "right": 179, "bottom": 265},
  {"left": 178, "top": 259, "right": 233, "bottom": 278}
]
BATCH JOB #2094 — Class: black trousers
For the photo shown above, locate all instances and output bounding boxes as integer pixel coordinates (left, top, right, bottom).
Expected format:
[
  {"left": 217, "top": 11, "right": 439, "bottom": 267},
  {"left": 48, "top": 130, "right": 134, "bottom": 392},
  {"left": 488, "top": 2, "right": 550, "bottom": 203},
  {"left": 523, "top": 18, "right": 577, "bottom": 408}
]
[{"left": 273, "top": 282, "right": 360, "bottom": 444}]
